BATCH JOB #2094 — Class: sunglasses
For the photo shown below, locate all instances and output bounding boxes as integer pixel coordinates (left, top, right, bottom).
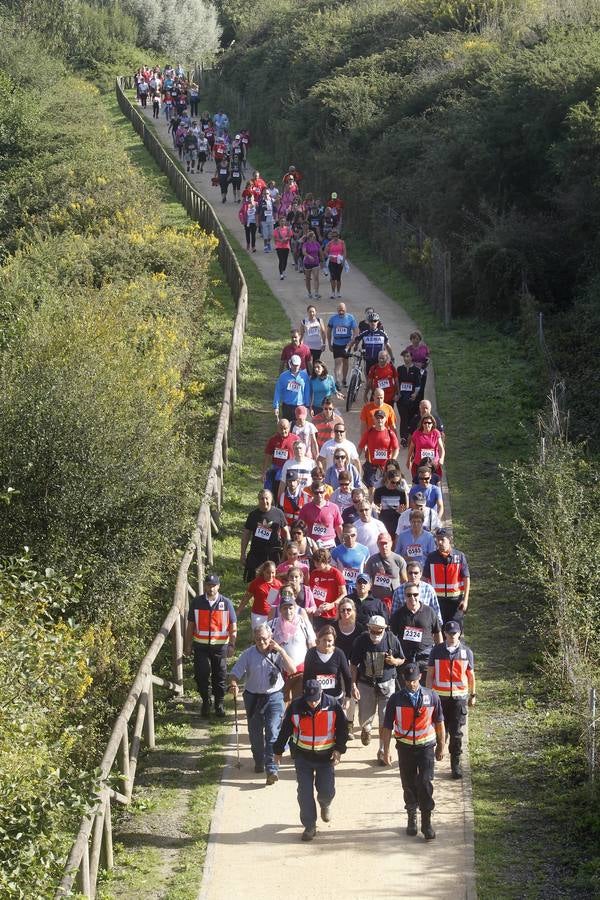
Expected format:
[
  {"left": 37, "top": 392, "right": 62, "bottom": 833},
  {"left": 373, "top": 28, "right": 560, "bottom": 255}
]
[{"left": 334, "top": 454, "right": 346, "bottom": 459}]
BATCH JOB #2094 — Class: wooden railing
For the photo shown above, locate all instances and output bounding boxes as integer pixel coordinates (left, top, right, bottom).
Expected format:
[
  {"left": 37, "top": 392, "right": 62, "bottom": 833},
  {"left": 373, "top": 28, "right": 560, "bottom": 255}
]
[{"left": 55, "top": 77, "right": 249, "bottom": 899}]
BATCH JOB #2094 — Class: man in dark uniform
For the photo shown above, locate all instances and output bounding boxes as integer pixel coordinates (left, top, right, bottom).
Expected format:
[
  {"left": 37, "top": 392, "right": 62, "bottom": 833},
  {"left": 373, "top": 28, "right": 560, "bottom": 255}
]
[
  {"left": 382, "top": 662, "right": 445, "bottom": 840},
  {"left": 184, "top": 574, "right": 237, "bottom": 718},
  {"left": 273, "top": 679, "right": 348, "bottom": 841},
  {"left": 240, "top": 489, "right": 290, "bottom": 582}
]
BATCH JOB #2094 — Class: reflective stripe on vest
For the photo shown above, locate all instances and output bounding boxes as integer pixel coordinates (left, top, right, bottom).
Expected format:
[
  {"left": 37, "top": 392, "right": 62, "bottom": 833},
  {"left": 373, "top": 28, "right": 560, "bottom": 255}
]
[
  {"left": 393, "top": 703, "right": 436, "bottom": 746},
  {"left": 429, "top": 561, "right": 464, "bottom": 599},
  {"left": 193, "top": 607, "right": 230, "bottom": 644},
  {"left": 281, "top": 491, "right": 304, "bottom": 526},
  {"left": 292, "top": 709, "right": 336, "bottom": 752},
  {"left": 433, "top": 656, "right": 469, "bottom": 698}
]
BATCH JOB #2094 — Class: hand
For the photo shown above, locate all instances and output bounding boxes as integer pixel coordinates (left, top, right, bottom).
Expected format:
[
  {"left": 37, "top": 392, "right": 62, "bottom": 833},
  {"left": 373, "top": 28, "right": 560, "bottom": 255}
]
[
  {"left": 230, "top": 682, "right": 239, "bottom": 697},
  {"left": 274, "top": 754, "right": 282, "bottom": 766},
  {"left": 468, "top": 695, "right": 476, "bottom": 708},
  {"left": 351, "top": 683, "right": 360, "bottom": 701},
  {"left": 435, "top": 744, "right": 444, "bottom": 762},
  {"left": 458, "top": 600, "right": 468, "bottom": 612},
  {"left": 268, "top": 639, "right": 280, "bottom": 653},
  {"left": 332, "top": 750, "right": 341, "bottom": 766},
  {"left": 383, "top": 750, "right": 393, "bottom": 766},
  {"left": 384, "top": 654, "right": 400, "bottom": 666}
]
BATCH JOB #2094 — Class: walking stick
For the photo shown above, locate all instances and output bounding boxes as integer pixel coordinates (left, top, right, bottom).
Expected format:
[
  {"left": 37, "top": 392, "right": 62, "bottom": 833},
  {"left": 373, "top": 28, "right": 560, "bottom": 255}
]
[{"left": 233, "top": 691, "right": 242, "bottom": 768}]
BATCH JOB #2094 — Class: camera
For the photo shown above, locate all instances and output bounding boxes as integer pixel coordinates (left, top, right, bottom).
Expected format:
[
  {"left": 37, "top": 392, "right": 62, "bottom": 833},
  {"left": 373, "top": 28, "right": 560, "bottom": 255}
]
[{"left": 268, "top": 668, "right": 278, "bottom": 687}]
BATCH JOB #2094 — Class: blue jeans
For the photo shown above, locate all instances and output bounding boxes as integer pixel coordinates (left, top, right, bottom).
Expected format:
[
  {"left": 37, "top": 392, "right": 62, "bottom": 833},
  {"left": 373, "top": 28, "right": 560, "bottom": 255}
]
[
  {"left": 244, "top": 690, "right": 285, "bottom": 775},
  {"left": 294, "top": 753, "right": 335, "bottom": 828}
]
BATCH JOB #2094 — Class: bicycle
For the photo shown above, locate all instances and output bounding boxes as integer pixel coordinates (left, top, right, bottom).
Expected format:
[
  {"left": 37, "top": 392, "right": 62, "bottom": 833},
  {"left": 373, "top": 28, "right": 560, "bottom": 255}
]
[{"left": 345, "top": 350, "right": 366, "bottom": 412}]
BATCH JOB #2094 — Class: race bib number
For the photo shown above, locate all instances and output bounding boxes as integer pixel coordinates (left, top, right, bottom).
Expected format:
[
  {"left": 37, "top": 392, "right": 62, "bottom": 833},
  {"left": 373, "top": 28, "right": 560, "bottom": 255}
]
[
  {"left": 406, "top": 544, "right": 421, "bottom": 558},
  {"left": 306, "top": 323, "right": 320, "bottom": 336},
  {"left": 317, "top": 538, "right": 336, "bottom": 549},
  {"left": 378, "top": 379, "right": 390, "bottom": 389},
  {"left": 334, "top": 326, "right": 348, "bottom": 337},
  {"left": 373, "top": 449, "right": 388, "bottom": 461},
  {"left": 273, "top": 448, "right": 288, "bottom": 460},
  {"left": 266, "top": 587, "right": 279, "bottom": 606},
  {"left": 343, "top": 568, "right": 359, "bottom": 583},
  {"left": 218, "top": 601, "right": 225, "bottom": 610},
  {"left": 312, "top": 586, "right": 328, "bottom": 602},
  {"left": 381, "top": 496, "right": 400, "bottom": 508},
  {"left": 312, "top": 523, "right": 328, "bottom": 537},
  {"left": 288, "top": 381, "right": 302, "bottom": 392},
  {"left": 374, "top": 574, "right": 392, "bottom": 589},
  {"left": 400, "top": 382, "right": 413, "bottom": 392},
  {"left": 421, "top": 449, "right": 435, "bottom": 460},
  {"left": 316, "top": 674, "right": 336, "bottom": 690},
  {"left": 403, "top": 626, "right": 423, "bottom": 643},
  {"left": 219, "top": 168, "right": 228, "bottom": 175},
  {"left": 255, "top": 525, "right": 272, "bottom": 541}
]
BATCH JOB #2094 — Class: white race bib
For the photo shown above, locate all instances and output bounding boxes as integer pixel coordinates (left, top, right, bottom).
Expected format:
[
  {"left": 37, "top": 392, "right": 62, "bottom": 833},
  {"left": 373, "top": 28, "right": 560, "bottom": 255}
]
[
  {"left": 373, "top": 448, "right": 388, "bottom": 461},
  {"left": 273, "top": 448, "right": 288, "bottom": 460},
  {"left": 267, "top": 587, "right": 280, "bottom": 606},
  {"left": 400, "top": 382, "right": 413, "bottom": 392},
  {"left": 288, "top": 380, "right": 302, "bottom": 392},
  {"left": 378, "top": 379, "right": 390, "bottom": 389},
  {"left": 334, "top": 326, "right": 347, "bottom": 336},
  {"left": 406, "top": 544, "right": 421, "bottom": 557},
  {"left": 381, "top": 496, "right": 400, "bottom": 508},
  {"left": 312, "top": 586, "right": 327, "bottom": 602},
  {"left": 255, "top": 525, "right": 272, "bottom": 541},
  {"left": 403, "top": 626, "right": 423, "bottom": 643},
  {"left": 316, "top": 674, "right": 336, "bottom": 690},
  {"left": 312, "top": 523, "right": 328, "bottom": 537},
  {"left": 343, "top": 567, "right": 359, "bottom": 583},
  {"left": 374, "top": 574, "right": 392, "bottom": 589},
  {"left": 421, "top": 449, "right": 435, "bottom": 460}
]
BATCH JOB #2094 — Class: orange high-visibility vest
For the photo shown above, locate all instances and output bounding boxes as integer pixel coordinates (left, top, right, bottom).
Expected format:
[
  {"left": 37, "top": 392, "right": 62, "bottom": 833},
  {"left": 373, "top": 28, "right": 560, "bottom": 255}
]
[
  {"left": 292, "top": 708, "right": 336, "bottom": 752},
  {"left": 393, "top": 697, "right": 436, "bottom": 746},
  {"left": 193, "top": 607, "right": 230, "bottom": 645},
  {"left": 432, "top": 654, "right": 469, "bottom": 698},
  {"left": 428, "top": 557, "right": 465, "bottom": 600}
]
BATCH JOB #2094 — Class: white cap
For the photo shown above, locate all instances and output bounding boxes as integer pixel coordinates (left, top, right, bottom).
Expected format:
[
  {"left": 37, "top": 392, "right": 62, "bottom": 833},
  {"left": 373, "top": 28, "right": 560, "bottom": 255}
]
[
  {"left": 289, "top": 354, "right": 301, "bottom": 366},
  {"left": 368, "top": 615, "right": 386, "bottom": 629}
]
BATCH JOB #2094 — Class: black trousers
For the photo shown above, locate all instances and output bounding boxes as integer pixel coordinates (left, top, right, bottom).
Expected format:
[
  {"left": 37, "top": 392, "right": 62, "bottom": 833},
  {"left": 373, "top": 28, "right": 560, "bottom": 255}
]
[
  {"left": 397, "top": 742, "right": 435, "bottom": 813},
  {"left": 193, "top": 643, "right": 227, "bottom": 703},
  {"left": 397, "top": 399, "right": 417, "bottom": 442},
  {"left": 441, "top": 696, "right": 467, "bottom": 757},
  {"left": 439, "top": 597, "right": 464, "bottom": 626}
]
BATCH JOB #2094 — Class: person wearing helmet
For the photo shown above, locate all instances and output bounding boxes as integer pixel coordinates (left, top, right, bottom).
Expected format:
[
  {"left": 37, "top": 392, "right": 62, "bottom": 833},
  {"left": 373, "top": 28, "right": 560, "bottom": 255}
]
[{"left": 351, "top": 312, "right": 394, "bottom": 374}]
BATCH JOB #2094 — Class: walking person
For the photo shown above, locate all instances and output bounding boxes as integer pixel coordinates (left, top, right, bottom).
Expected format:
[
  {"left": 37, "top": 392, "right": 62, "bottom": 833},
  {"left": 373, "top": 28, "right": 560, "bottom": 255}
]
[
  {"left": 381, "top": 662, "right": 445, "bottom": 840},
  {"left": 302, "top": 230, "right": 323, "bottom": 300},
  {"left": 185, "top": 574, "right": 237, "bottom": 718},
  {"left": 239, "top": 194, "right": 258, "bottom": 252},
  {"left": 325, "top": 229, "right": 347, "bottom": 299},
  {"left": 229, "top": 624, "right": 296, "bottom": 784},
  {"left": 273, "top": 679, "right": 348, "bottom": 841},
  {"left": 274, "top": 216, "right": 293, "bottom": 279}
]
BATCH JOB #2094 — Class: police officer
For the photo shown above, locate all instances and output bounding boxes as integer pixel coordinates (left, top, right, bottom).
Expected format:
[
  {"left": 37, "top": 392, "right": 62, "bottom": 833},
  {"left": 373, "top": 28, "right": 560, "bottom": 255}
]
[
  {"left": 381, "top": 662, "right": 445, "bottom": 840},
  {"left": 185, "top": 574, "right": 237, "bottom": 718},
  {"left": 273, "top": 679, "right": 348, "bottom": 841},
  {"left": 427, "top": 619, "right": 475, "bottom": 779},
  {"left": 423, "top": 528, "right": 470, "bottom": 625}
]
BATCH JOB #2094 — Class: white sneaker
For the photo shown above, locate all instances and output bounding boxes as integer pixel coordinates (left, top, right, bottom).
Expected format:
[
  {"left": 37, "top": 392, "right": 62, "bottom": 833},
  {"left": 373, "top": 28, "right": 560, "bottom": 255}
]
[{"left": 280, "top": 274, "right": 284, "bottom": 280}]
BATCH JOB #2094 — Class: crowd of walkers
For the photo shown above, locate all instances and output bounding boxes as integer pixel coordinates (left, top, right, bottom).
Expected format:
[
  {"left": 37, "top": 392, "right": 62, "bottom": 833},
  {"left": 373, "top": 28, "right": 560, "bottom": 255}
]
[{"left": 133, "top": 75, "right": 477, "bottom": 845}]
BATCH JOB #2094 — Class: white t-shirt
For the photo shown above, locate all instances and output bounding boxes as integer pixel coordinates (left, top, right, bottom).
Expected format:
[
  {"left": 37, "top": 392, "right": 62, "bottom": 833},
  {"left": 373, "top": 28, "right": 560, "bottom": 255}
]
[
  {"left": 293, "top": 422, "right": 318, "bottom": 457},
  {"left": 355, "top": 518, "right": 389, "bottom": 556},
  {"left": 278, "top": 457, "right": 314, "bottom": 489},
  {"left": 396, "top": 507, "right": 441, "bottom": 533},
  {"left": 319, "top": 438, "right": 360, "bottom": 470}
]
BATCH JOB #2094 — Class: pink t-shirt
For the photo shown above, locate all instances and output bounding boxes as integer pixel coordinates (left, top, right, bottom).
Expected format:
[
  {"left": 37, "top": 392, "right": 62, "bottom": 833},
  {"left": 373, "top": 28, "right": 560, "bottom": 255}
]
[
  {"left": 274, "top": 226, "right": 292, "bottom": 249},
  {"left": 411, "top": 429, "right": 442, "bottom": 467},
  {"left": 299, "top": 501, "right": 343, "bottom": 548},
  {"left": 276, "top": 559, "right": 310, "bottom": 581}
]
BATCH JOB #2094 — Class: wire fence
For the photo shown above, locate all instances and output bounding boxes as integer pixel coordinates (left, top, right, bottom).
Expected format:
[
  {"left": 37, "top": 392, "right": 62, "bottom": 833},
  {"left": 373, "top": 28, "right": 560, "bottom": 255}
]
[
  {"left": 56, "top": 76, "right": 249, "bottom": 899},
  {"left": 199, "top": 71, "right": 452, "bottom": 326}
]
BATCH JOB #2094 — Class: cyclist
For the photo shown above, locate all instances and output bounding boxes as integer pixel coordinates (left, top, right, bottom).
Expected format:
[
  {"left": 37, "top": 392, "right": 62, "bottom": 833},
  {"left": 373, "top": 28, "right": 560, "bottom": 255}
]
[{"left": 351, "top": 312, "right": 394, "bottom": 375}]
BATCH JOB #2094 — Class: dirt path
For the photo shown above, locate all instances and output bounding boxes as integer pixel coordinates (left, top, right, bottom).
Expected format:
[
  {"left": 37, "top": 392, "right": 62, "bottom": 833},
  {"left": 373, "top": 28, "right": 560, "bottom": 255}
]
[{"left": 133, "top": 102, "right": 476, "bottom": 900}]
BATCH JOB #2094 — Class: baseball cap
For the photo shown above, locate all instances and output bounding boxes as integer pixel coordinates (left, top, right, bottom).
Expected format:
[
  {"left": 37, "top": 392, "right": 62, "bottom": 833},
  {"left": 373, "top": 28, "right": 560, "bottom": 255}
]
[
  {"left": 304, "top": 679, "right": 322, "bottom": 702},
  {"left": 286, "top": 469, "right": 299, "bottom": 481},
  {"left": 403, "top": 662, "right": 420, "bottom": 681},
  {"left": 443, "top": 619, "right": 461, "bottom": 634},
  {"left": 374, "top": 410, "right": 386, "bottom": 418},
  {"left": 356, "top": 573, "right": 371, "bottom": 584},
  {"left": 412, "top": 492, "right": 427, "bottom": 505},
  {"left": 436, "top": 527, "right": 452, "bottom": 538},
  {"left": 295, "top": 405, "right": 307, "bottom": 417},
  {"left": 204, "top": 574, "right": 220, "bottom": 586},
  {"left": 367, "top": 615, "right": 386, "bottom": 629},
  {"left": 289, "top": 354, "right": 301, "bottom": 366},
  {"left": 279, "top": 595, "right": 295, "bottom": 607}
]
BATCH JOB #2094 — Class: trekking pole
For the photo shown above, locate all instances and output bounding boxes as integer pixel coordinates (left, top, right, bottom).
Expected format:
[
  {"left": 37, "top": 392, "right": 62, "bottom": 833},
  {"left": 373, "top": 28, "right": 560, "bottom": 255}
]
[{"left": 233, "top": 691, "right": 242, "bottom": 768}]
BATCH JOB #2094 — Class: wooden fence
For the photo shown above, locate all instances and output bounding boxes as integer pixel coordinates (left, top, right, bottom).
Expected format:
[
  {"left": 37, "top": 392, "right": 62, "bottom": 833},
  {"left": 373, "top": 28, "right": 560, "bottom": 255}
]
[{"left": 56, "top": 77, "right": 249, "bottom": 899}]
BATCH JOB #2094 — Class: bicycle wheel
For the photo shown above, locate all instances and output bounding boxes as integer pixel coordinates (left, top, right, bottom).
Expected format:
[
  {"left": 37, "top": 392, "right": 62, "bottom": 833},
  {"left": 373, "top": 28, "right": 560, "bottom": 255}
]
[{"left": 346, "top": 371, "right": 359, "bottom": 412}]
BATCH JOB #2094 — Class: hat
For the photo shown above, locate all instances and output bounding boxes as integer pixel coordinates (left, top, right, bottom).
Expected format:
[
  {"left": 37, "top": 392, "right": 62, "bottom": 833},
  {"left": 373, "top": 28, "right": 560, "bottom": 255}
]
[
  {"left": 304, "top": 679, "right": 322, "bottom": 702},
  {"left": 235, "top": 133, "right": 240, "bottom": 139},
  {"left": 295, "top": 405, "right": 307, "bottom": 417},
  {"left": 374, "top": 410, "right": 386, "bottom": 418},
  {"left": 289, "top": 354, "right": 301, "bottom": 366},
  {"left": 204, "top": 573, "right": 220, "bottom": 585},
  {"left": 356, "top": 573, "right": 371, "bottom": 584},
  {"left": 286, "top": 468, "right": 299, "bottom": 480},
  {"left": 443, "top": 619, "right": 461, "bottom": 634},
  {"left": 403, "top": 662, "right": 420, "bottom": 681},
  {"left": 412, "top": 492, "right": 427, "bottom": 505},
  {"left": 279, "top": 594, "right": 295, "bottom": 607},
  {"left": 436, "top": 527, "right": 452, "bottom": 538},
  {"left": 331, "top": 192, "right": 338, "bottom": 199},
  {"left": 367, "top": 615, "right": 386, "bottom": 629}
]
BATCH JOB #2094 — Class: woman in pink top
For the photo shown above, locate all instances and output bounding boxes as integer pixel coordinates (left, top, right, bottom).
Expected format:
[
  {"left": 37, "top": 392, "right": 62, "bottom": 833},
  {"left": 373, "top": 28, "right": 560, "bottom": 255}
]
[
  {"left": 273, "top": 216, "right": 293, "bottom": 280},
  {"left": 276, "top": 541, "right": 311, "bottom": 581},
  {"left": 325, "top": 230, "right": 347, "bottom": 299},
  {"left": 403, "top": 330, "right": 430, "bottom": 402},
  {"left": 302, "top": 230, "right": 323, "bottom": 301},
  {"left": 407, "top": 414, "right": 445, "bottom": 479}
]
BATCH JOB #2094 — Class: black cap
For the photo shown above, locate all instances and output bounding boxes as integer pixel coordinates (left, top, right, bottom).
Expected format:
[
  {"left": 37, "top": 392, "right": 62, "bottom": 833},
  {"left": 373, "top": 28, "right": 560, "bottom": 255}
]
[
  {"left": 204, "top": 574, "right": 220, "bottom": 586},
  {"left": 443, "top": 619, "right": 461, "bottom": 634},
  {"left": 304, "top": 679, "right": 323, "bottom": 702},
  {"left": 286, "top": 469, "right": 299, "bottom": 480},
  {"left": 403, "top": 662, "right": 420, "bottom": 681},
  {"left": 435, "top": 528, "right": 452, "bottom": 538}
]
